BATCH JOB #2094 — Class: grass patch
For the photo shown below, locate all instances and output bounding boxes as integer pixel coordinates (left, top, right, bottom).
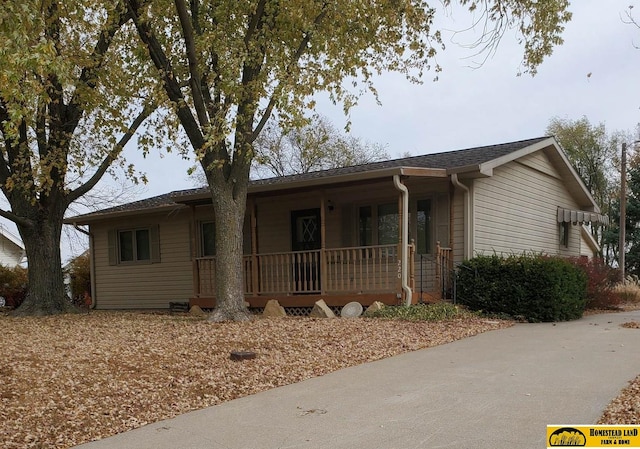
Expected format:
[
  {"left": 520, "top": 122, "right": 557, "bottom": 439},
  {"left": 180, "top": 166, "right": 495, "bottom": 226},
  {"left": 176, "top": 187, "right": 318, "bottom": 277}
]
[
  {"left": 614, "top": 281, "right": 640, "bottom": 304},
  {"left": 367, "top": 302, "right": 475, "bottom": 321}
]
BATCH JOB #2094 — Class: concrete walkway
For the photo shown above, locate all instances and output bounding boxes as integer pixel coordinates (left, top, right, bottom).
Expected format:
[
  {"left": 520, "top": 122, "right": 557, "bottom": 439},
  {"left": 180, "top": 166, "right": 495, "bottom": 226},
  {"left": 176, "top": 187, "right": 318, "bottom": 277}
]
[{"left": 75, "top": 310, "right": 640, "bottom": 449}]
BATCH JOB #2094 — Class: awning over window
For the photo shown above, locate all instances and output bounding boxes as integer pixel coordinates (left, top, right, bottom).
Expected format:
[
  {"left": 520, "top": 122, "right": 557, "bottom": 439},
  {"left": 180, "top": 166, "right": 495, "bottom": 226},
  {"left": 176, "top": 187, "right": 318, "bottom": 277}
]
[{"left": 557, "top": 208, "right": 609, "bottom": 225}]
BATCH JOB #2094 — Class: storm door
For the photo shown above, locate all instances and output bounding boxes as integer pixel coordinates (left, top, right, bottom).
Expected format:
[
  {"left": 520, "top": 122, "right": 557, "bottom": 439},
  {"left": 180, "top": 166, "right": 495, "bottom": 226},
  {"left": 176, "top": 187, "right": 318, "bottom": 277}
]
[{"left": 290, "top": 208, "right": 321, "bottom": 292}]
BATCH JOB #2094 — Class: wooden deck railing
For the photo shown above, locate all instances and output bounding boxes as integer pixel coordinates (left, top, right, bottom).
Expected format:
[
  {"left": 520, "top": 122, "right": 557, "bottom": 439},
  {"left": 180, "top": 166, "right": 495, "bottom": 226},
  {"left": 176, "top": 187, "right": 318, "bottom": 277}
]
[
  {"left": 195, "top": 256, "right": 254, "bottom": 296},
  {"left": 324, "top": 244, "right": 398, "bottom": 293},
  {"left": 257, "top": 250, "right": 321, "bottom": 294},
  {"left": 194, "top": 244, "right": 403, "bottom": 297}
]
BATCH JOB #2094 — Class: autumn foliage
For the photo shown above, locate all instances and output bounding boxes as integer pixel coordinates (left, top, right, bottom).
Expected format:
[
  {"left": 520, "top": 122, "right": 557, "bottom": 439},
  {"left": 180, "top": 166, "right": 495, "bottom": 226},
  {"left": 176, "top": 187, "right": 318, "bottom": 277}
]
[
  {"left": 566, "top": 257, "right": 623, "bottom": 310},
  {"left": 0, "top": 265, "right": 28, "bottom": 308},
  {"left": 66, "top": 253, "right": 91, "bottom": 305}
]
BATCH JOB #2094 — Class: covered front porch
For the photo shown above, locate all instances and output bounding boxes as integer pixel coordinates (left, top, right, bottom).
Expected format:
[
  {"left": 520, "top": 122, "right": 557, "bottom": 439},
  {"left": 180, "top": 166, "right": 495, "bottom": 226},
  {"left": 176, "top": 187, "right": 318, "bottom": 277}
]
[
  {"left": 190, "top": 242, "right": 454, "bottom": 309},
  {"left": 177, "top": 169, "right": 455, "bottom": 310}
]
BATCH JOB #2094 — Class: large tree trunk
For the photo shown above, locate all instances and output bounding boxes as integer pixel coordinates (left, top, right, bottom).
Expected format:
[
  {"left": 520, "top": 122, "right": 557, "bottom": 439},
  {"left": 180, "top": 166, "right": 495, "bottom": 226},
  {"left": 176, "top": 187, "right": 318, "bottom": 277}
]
[
  {"left": 13, "top": 212, "right": 76, "bottom": 316},
  {"left": 207, "top": 174, "right": 252, "bottom": 322}
]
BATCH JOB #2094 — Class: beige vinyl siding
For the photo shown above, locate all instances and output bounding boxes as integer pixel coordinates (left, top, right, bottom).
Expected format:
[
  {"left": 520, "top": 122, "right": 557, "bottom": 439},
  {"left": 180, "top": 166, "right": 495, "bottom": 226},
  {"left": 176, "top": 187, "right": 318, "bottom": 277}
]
[
  {"left": 451, "top": 189, "right": 465, "bottom": 264},
  {"left": 517, "top": 151, "right": 562, "bottom": 178},
  {"left": 473, "top": 153, "right": 582, "bottom": 257},
  {"left": 91, "top": 210, "right": 193, "bottom": 309},
  {"left": 580, "top": 233, "right": 596, "bottom": 259}
]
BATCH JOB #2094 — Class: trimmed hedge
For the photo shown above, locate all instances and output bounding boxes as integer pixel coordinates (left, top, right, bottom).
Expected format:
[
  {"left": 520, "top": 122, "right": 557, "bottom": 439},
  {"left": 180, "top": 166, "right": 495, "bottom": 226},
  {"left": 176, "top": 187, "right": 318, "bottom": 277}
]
[{"left": 457, "top": 254, "right": 587, "bottom": 322}]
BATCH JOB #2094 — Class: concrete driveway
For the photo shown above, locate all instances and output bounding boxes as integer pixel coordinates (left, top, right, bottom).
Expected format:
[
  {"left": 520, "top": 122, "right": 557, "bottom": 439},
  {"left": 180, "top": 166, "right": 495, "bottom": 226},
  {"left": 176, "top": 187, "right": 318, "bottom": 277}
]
[{"left": 75, "top": 310, "right": 640, "bottom": 449}]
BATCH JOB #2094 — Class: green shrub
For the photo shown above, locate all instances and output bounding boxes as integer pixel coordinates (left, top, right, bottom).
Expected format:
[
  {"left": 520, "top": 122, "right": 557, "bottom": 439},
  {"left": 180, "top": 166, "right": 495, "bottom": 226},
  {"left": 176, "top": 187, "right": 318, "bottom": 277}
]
[
  {"left": 367, "top": 302, "right": 472, "bottom": 321},
  {"left": 0, "top": 265, "right": 28, "bottom": 308},
  {"left": 456, "top": 254, "right": 587, "bottom": 322}
]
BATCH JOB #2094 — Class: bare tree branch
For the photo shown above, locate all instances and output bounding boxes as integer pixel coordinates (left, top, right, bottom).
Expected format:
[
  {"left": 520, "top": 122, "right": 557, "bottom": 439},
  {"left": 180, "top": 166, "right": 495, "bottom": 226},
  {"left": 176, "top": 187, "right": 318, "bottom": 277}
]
[
  {"left": 0, "top": 208, "right": 33, "bottom": 229},
  {"left": 67, "top": 105, "right": 154, "bottom": 204}
]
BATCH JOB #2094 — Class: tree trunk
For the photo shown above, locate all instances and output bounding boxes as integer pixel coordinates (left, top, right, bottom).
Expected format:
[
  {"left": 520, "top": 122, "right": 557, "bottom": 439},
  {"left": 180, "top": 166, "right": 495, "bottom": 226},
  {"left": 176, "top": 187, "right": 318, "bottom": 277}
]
[
  {"left": 13, "top": 213, "right": 76, "bottom": 316},
  {"left": 207, "top": 175, "right": 252, "bottom": 322}
]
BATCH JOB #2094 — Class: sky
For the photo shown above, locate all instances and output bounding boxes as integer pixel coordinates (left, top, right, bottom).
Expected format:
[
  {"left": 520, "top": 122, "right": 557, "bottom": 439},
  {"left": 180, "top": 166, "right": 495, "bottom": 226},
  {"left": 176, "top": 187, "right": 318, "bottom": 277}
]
[
  {"left": 5, "top": 0, "right": 639, "bottom": 261},
  {"left": 113, "top": 0, "right": 640, "bottom": 202}
]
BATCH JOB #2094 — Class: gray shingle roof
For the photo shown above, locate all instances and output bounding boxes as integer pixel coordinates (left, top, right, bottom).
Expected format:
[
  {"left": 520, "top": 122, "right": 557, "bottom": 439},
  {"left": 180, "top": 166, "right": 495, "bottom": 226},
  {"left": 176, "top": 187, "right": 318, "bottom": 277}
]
[
  {"left": 250, "top": 136, "right": 550, "bottom": 186},
  {"left": 66, "top": 136, "right": 550, "bottom": 222}
]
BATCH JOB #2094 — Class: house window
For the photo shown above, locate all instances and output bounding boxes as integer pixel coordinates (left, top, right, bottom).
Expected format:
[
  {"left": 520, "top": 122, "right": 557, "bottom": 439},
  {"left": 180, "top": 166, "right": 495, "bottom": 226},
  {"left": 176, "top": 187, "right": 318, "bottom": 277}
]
[
  {"left": 358, "top": 203, "right": 398, "bottom": 246},
  {"left": 201, "top": 222, "right": 216, "bottom": 256},
  {"left": 416, "top": 199, "right": 432, "bottom": 254},
  {"left": 377, "top": 203, "right": 398, "bottom": 245},
  {"left": 559, "top": 222, "right": 570, "bottom": 248},
  {"left": 119, "top": 229, "right": 151, "bottom": 262},
  {"left": 109, "top": 226, "right": 160, "bottom": 265}
]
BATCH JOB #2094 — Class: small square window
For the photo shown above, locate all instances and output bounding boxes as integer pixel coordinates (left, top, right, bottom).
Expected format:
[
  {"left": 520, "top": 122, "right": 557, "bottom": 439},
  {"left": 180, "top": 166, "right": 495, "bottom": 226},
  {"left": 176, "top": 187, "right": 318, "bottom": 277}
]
[{"left": 118, "top": 228, "right": 151, "bottom": 262}]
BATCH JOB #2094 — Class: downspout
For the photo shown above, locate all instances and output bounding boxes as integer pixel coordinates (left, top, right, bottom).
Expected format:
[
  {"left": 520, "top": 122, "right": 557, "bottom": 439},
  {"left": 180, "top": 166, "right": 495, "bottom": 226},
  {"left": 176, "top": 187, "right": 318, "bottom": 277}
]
[
  {"left": 393, "top": 175, "right": 412, "bottom": 306},
  {"left": 451, "top": 174, "right": 471, "bottom": 259},
  {"left": 73, "top": 223, "right": 96, "bottom": 309}
]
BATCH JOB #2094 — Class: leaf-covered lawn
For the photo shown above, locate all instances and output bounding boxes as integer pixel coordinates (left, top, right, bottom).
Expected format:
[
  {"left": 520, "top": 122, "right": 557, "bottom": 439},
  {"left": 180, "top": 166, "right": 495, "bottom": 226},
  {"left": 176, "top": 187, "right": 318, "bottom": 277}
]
[{"left": 0, "top": 311, "right": 510, "bottom": 449}]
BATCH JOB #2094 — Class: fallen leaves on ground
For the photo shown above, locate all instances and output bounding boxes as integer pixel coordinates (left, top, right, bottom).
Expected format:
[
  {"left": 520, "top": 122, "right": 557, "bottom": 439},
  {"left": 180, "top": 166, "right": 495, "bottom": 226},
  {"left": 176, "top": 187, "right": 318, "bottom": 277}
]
[
  {"left": 599, "top": 375, "right": 640, "bottom": 425},
  {"left": 0, "top": 312, "right": 510, "bottom": 449},
  {"left": 598, "top": 320, "right": 640, "bottom": 425}
]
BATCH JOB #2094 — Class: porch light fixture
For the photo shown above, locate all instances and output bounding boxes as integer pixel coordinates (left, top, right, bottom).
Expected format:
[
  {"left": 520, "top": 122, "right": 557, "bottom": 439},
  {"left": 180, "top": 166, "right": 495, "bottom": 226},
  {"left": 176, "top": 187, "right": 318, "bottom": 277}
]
[{"left": 327, "top": 200, "right": 334, "bottom": 212}]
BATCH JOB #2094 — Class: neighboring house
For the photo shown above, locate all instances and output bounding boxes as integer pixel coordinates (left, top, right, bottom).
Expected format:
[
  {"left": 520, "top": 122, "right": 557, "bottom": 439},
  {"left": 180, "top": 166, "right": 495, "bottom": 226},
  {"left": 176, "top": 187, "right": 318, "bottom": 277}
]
[
  {"left": 65, "top": 136, "right": 608, "bottom": 310},
  {"left": 0, "top": 224, "right": 25, "bottom": 267}
]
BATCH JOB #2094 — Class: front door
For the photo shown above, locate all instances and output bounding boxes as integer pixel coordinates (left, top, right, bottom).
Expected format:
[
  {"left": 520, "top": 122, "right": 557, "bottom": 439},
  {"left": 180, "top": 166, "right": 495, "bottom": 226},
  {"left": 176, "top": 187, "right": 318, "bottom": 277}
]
[{"left": 291, "top": 208, "right": 321, "bottom": 292}]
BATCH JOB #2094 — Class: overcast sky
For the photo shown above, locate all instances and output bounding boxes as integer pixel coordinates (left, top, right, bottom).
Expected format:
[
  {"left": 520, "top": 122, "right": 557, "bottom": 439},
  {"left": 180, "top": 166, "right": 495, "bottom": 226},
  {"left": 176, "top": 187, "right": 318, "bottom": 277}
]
[{"left": 110, "top": 0, "right": 639, "bottom": 203}]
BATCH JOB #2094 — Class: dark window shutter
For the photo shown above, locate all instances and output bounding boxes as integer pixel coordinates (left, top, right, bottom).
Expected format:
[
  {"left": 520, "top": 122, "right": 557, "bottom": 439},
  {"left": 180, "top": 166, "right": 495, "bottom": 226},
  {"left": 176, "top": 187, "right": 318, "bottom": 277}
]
[
  {"left": 150, "top": 225, "right": 161, "bottom": 263},
  {"left": 108, "top": 230, "right": 118, "bottom": 265}
]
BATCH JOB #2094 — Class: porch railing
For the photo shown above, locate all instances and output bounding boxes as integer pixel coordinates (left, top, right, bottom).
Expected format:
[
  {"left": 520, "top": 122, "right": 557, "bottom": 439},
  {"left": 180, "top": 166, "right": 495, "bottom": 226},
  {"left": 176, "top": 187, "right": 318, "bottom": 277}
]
[
  {"left": 325, "top": 244, "right": 398, "bottom": 294},
  {"left": 258, "top": 250, "right": 321, "bottom": 294},
  {"left": 195, "top": 244, "right": 401, "bottom": 297}
]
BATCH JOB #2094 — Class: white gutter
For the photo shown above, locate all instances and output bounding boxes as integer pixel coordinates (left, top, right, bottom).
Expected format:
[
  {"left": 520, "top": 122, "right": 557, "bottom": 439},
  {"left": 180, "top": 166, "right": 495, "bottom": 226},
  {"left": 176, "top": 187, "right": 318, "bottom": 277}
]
[
  {"left": 451, "top": 174, "right": 471, "bottom": 259},
  {"left": 392, "top": 175, "right": 412, "bottom": 306}
]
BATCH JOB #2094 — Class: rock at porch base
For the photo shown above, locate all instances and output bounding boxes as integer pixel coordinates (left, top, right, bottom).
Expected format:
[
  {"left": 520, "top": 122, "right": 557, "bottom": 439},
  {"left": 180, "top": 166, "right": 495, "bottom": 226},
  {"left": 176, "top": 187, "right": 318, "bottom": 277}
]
[
  {"left": 309, "top": 299, "right": 336, "bottom": 318},
  {"left": 189, "top": 305, "right": 208, "bottom": 317},
  {"left": 262, "top": 299, "right": 287, "bottom": 318},
  {"left": 363, "top": 301, "right": 385, "bottom": 316}
]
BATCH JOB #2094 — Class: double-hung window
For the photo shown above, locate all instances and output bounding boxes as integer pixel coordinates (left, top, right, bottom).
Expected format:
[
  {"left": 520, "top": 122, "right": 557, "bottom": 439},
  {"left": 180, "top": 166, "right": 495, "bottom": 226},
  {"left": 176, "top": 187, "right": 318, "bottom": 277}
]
[
  {"left": 108, "top": 226, "right": 160, "bottom": 265},
  {"left": 119, "top": 229, "right": 151, "bottom": 262}
]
